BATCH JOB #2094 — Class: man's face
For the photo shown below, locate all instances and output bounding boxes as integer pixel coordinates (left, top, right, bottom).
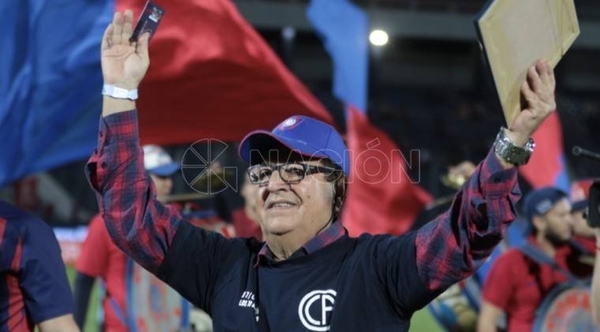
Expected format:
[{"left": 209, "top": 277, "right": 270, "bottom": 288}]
[
  {"left": 254, "top": 158, "right": 335, "bottom": 239},
  {"left": 150, "top": 173, "right": 173, "bottom": 199},
  {"left": 541, "top": 198, "right": 574, "bottom": 242}
]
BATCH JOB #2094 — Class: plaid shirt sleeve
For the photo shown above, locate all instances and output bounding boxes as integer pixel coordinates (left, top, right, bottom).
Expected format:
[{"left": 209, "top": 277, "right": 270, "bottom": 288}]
[
  {"left": 85, "top": 110, "right": 181, "bottom": 273},
  {"left": 415, "top": 148, "right": 521, "bottom": 293}
]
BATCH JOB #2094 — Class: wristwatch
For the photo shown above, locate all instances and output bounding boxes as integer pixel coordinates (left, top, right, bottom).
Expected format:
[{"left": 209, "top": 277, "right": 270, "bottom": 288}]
[
  {"left": 494, "top": 127, "right": 535, "bottom": 166},
  {"left": 102, "top": 84, "right": 138, "bottom": 100}
]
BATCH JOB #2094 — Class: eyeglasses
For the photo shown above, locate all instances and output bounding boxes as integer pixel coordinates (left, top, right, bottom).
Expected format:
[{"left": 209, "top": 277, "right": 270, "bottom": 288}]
[{"left": 247, "top": 163, "right": 338, "bottom": 185}]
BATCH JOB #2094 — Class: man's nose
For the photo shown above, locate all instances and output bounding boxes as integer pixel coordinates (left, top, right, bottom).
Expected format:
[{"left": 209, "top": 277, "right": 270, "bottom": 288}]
[{"left": 265, "top": 169, "right": 288, "bottom": 191}]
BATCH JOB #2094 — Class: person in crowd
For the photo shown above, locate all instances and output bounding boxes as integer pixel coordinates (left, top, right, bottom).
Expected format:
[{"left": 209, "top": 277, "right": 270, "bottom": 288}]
[
  {"left": 591, "top": 226, "right": 600, "bottom": 327},
  {"left": 478, "top": 187, "right": 591, "bottom": 332},
  {"left": 74, "top": 144, "right": 180, "bottom": 331},
  {"left": 571, "top": 179, "right": 597, "bottom": 245},
  {"left": 0, "top": 200, "right": 80, "bottom": 332},
  {"left": 231, "top": 172, "right": 263, "bottom": 240}
]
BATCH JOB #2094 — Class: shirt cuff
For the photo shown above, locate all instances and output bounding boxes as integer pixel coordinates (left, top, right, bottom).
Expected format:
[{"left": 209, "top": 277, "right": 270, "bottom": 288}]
[
  {"left": 479, "top": 147, "right": 519, "bottom": 198},
  {"left": 97, "top": 110, "right": 139, "bottom": 149},
  {"left": 86, "top": 110, "right": 139, "bottom": 192}
]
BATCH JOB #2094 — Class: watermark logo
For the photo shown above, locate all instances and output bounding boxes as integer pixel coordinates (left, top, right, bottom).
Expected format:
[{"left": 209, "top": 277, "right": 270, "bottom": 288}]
[
  {"left": 247, "top": 141, "right": 424, "bottom": 185},
  {"left": 180, "top": 139, "right": 237, "bottom": 195},
  {"left": 181, "top": 136, "right": 426, "bottom": 191}
]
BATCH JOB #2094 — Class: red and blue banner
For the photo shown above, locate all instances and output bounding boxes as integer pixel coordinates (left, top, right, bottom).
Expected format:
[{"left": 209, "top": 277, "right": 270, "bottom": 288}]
[
  {"left": 0, "top": 0, "right": 332, "bottom": 187},
  {"left": 0, "top": 0, "right": 112, "bottom": 187},
  {"left": 307, "top": 0, "right": 432, "bottom": 236},
  {"left": 520, "top": 112, "right": 570, "bottom": 193}
]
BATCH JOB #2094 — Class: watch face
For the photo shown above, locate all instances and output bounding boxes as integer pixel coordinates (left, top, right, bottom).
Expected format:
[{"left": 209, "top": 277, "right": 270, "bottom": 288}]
[
  {"left": 494, "top": 129, "right": 533, "bottom": 165},
  {"left": 509, "top": 148, "right": 526, "bottom": 161}
]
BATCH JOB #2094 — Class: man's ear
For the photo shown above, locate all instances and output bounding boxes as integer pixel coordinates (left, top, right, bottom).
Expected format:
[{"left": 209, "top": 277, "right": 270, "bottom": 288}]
[
  {"left": 531, "top": 215, "right": 546, "bottom": 233},
  {"left": 332, "top": 176, "right": 346, "bottom": 217}
]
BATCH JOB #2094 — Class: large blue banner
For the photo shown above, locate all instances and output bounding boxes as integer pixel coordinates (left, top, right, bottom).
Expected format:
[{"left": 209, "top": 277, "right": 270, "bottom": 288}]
[{"left": 0, "top": 0, "right": 113, "bottom": 186}]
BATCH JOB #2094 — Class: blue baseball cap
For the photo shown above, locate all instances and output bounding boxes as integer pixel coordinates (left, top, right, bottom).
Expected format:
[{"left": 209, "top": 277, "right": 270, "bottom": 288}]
[
  {"left": 143, "top": 145, "right": 179, "bottom": 177},
  {"left": 238, "top": 115, "right": 349, "bottom": 175},
  {"left": 524, "top": 187, "right": 569, "bottom": 222}
]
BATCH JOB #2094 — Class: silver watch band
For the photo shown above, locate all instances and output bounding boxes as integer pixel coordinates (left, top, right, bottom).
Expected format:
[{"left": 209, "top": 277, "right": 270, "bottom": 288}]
[{"left": 493, "top": 128, "right": 535, "bottom": 166}]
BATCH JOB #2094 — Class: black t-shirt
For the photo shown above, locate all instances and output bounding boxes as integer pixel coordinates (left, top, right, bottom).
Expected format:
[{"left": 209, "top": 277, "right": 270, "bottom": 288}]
[{"left": 157, "top": 221, "right": 437, "bottom": 332}]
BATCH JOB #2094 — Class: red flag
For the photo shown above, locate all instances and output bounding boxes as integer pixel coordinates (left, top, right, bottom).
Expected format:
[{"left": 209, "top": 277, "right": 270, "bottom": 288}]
[
  {"left": 115, "top": 0, "right": 332, "bottom": 144},
  {"left": 519, "top": 112, "right": 570, "bottom": 192},
  {"left": 342, "top": 107, "right": 433, "bottom": 236}
]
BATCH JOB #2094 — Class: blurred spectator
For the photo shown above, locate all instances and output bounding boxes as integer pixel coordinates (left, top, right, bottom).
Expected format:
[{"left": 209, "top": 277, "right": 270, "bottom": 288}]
[
  {"left": 0, "top": 200, "right": 79, "bottom": 332},
  {"left": 591, "top": 227, "right": 600, "bottom": 327},
  {"left": 73, "top": 145, "right": 182, "bottom": 331},
  {"left": 571, "top": 179, "right": 596, "bottom": 239},
  {"left": 231, "top": 172, "right": 263, "bottom": 240},
  {"left": 562, "top": 179, "right": 597, "bottom": 276},
  {"left": 478, "top": 187, "right": 589, "bottom": 332}
]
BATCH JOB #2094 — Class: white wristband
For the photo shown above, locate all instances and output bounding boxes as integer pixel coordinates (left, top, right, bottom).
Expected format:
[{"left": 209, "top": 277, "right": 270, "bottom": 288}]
[{"left": 102, "top": 84, "right": 138, "bottom": 100}]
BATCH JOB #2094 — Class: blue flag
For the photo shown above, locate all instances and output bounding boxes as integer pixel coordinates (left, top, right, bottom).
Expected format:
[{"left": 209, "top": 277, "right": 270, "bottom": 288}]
[
  {"left": 0, "top": 0, "right": 113, "bottom": 186},
  {"left": 307, "top": 0, "right": 369, "bottom": 112}
]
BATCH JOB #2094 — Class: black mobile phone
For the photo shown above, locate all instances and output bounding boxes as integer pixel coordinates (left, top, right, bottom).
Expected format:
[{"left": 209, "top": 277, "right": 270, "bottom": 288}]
[{"left": 129, "top": 1, "right": 165, "bottom": 43}]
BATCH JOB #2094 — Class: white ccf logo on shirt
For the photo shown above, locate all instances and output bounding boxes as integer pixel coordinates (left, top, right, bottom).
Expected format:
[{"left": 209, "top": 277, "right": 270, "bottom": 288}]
[{"left": 298, "top": 289, "right": 337, "bottom": 331}]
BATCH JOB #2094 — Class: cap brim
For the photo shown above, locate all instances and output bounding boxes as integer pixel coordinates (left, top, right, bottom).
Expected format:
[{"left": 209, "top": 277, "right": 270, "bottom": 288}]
[
  {"left": 148, "top": 162, "right": 179, "bottom": 176},
  {"left": 239, "top": 130, "right": 329, "bottom": 165},
  {"left": 572, "top": 200, "right": 588, "bottom": 212}
]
